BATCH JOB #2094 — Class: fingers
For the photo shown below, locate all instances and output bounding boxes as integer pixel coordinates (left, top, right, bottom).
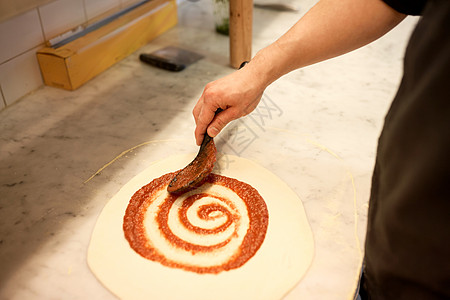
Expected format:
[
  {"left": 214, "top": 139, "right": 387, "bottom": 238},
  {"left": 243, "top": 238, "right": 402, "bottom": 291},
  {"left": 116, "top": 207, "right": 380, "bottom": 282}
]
[
  {"left": 192, "top": 95, "right": 203, "bottom": 126},
  {"left": 192, "top": 66, "right": 266, "bottom": 146},
  {"left": 206, "top": 107, "right": 240, "bottom": 137},
  {"left": 194, "top": 107, "right": 240, "bottom": 145},
  {"left": 193, "top": 91, "right": 218, "bottom": 145}
]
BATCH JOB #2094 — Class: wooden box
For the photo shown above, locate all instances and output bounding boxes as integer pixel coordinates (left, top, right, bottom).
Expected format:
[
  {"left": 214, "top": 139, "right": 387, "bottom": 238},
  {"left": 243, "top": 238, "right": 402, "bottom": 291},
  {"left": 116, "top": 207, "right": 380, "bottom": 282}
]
[{"left": 37, "top": 0, "right": 177, "bottom": 90}]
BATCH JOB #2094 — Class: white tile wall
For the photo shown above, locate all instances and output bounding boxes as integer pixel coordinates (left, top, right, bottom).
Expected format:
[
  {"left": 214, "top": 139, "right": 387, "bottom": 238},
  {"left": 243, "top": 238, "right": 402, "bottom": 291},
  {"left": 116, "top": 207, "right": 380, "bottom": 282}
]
[
  {"left": 0, "top": 9, "right": 44, "bottom": 64},
  {"left": 39, "top": 0, "right": 87, "bottom": 41},
  {"left": 0, "top": 47, "right": 43, "bottom": 106},
  {"left": 0, "top": 0, "right": 134, "bottom": 110},
  {"left": 85, "top": 0, "right": 120, "bottom": 20}
]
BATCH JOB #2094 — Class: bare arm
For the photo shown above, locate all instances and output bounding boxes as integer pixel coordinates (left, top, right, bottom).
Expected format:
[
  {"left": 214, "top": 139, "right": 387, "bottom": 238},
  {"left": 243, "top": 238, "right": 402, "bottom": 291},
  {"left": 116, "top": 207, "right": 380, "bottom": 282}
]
[{"left": 193, "top": 0, "right": 405, "bottom": 145}]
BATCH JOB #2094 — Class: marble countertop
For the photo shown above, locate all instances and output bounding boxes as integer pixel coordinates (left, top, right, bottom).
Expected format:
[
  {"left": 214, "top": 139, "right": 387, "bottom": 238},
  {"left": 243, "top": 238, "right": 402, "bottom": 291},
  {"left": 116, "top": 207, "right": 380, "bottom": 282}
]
[{"left": 0, "top": 1, "right": 418, "bottom": 299}]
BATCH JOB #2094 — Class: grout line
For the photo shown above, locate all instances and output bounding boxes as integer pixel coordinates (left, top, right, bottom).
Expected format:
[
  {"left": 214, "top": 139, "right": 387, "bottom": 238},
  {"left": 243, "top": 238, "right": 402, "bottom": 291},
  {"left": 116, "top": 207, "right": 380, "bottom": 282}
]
[
  {"left": 0, "top": 43, "right": 46, "bottom": 66},
  {"left": 0, "top": 85, "right": 7, "bottom": 107},
  {"left": 82, "top": 0, "right": 89, "bottom": 23},
  {"left": 36, "top": 7, "right": 47, "bottom": 42}
]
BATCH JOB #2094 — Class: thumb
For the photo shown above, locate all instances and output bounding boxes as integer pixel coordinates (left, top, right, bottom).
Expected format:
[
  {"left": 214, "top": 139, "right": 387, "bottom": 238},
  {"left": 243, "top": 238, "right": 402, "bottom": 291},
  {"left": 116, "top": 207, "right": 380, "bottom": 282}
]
[{"left": 207, "top": 108, "right": 240, "bottom": 137}]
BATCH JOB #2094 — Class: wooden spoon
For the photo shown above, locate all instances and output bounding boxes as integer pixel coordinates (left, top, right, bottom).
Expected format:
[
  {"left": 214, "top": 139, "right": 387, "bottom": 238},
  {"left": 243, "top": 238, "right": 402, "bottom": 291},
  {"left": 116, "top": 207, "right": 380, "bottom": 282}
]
[
  {"left": 167, "top": 109, "right": 221, "bottom": 194},
  {"left": 167, "top": 62, "right": 248, "bottom": 194}
]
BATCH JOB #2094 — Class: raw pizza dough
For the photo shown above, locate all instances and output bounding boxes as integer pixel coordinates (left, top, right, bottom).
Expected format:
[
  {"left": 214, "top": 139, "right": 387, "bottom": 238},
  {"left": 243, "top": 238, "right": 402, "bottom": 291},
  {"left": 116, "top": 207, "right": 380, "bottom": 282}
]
[{"left": 88, "top": 154, "right": 314, "bottom": 300}]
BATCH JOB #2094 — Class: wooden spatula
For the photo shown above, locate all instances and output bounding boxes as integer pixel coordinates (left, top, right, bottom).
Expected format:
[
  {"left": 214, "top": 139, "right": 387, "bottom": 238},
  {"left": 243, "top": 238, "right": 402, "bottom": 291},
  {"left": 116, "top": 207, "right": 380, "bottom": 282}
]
[
  {"left": 167, "top": 62, "right": 248, "bottom": 194},
  {"left": 167, "top": 109, "right": 221, "bottom": 194}
]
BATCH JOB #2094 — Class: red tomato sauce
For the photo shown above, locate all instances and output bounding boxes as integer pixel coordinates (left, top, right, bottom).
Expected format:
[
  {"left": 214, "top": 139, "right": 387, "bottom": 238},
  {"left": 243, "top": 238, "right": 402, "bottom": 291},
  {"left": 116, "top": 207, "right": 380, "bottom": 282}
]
[{"left": 123, "top": 172, "right": 269, "bottom": 274}]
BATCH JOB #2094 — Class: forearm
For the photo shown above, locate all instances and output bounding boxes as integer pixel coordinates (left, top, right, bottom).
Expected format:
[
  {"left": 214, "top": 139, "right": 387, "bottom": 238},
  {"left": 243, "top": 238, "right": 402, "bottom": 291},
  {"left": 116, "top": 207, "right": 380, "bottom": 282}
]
[
  {"left": 192, "top": 0, "right": 406, "bottom": 144},
  {"left": 247, "top": 0, "right": 406, "bottom": 87}
]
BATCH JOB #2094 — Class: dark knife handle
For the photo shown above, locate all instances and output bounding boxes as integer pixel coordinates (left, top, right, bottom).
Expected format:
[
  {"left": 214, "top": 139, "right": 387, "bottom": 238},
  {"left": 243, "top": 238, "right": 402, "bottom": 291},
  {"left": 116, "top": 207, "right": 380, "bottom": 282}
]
[{"left": 239, "top": 61, "right": 249, "bottom": 69}]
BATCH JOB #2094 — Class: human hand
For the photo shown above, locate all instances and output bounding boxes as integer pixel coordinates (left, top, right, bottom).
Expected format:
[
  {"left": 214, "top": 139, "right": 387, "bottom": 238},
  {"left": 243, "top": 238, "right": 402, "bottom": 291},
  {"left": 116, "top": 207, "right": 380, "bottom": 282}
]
[{"left": 192, "top": 65, "right": 266, "bottom": 145}]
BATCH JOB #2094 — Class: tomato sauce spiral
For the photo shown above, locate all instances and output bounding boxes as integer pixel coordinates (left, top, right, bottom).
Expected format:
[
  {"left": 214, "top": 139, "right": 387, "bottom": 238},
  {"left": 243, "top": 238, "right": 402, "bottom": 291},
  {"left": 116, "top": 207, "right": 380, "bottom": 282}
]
[{"left": 123, "top": 172, "right": 269, "bottom": 274}]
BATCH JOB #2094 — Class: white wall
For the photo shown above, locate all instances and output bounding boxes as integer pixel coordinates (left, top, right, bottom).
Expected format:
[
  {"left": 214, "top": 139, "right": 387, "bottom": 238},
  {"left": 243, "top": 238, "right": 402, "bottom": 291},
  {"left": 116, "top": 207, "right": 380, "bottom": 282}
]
[{"left": 0, "top": 0, "right": 143, "bottom": 110}]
